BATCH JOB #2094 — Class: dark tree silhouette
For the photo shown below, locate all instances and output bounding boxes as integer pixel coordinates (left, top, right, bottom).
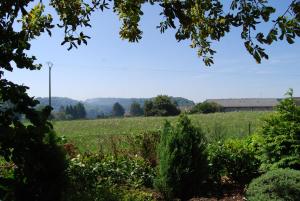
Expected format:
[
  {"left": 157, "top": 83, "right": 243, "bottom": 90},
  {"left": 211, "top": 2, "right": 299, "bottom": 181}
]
[
  {"left": 112, "top": 102, "right": 125, "bottom": 117},
  {"left": 129, "top": 102, "right": 144, "bottom": 116}
]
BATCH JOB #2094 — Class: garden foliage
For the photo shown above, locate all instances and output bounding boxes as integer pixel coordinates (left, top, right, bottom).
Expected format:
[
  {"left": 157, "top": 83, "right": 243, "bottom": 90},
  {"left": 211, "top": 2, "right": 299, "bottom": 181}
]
[
  {"left": 246, "top": 168, "right": 300, "bottom": 201},
  {"left": 207, "top": 138, "right": 260, "bottom": 184},
  {"left": 0, "top": 80, "right": 67, "bottom": 201},
  {"left": 156, "top": 114, "right": 208, "bottom": 200},
  {"left": 64, "top": 154, "right": 155, "bottom": 201},
  {"left": 128, "top": 131, "right": 160, "bottom": 167},
  {"left": 257, "top": 89, "right": 300, "bottom": 171}
]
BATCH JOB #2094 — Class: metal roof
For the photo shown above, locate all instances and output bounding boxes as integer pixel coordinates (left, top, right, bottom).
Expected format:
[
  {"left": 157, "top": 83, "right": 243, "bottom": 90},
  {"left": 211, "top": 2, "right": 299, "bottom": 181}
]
[
  {"left": 294, "top": 97, "right": 300, "bottom": 105},
  {"left": 206, "top": 98, "right": 280, "bottom": 108}
]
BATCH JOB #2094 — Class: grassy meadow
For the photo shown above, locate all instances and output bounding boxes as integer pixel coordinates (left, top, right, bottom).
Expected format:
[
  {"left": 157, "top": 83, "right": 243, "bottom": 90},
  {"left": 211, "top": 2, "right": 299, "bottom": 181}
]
[{"left": 53, "top": 111, "right": 271, "bottom": 152}]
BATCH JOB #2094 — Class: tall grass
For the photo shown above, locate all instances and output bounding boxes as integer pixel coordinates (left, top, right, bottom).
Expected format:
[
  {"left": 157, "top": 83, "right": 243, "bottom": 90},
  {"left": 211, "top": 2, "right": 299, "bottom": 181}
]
[{"left": 53, "top": 112, "right": 270, "bottom": 152}]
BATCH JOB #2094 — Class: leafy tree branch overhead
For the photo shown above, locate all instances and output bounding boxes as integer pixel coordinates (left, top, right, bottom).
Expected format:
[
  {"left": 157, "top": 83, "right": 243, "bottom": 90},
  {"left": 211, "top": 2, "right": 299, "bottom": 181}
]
[{"left": 1, "top": 0, "right": 299, "bottom": 72}]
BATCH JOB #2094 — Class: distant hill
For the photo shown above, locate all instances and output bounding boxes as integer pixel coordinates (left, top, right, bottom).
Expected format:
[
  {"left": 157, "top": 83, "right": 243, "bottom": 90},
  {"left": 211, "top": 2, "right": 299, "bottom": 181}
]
[
  {"left": 37, "top": 96, "right": 195, "bottom": 118},
  {"left": 36, "top": 97, "right": 79, "bottom": 111}
]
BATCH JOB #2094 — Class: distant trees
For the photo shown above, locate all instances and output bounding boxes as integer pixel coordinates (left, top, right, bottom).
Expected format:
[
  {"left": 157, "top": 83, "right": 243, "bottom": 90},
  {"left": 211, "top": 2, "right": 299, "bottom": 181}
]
[
  {"left": 96, "top": 112, "right": 107, "bottom": 119},
  {"left": 129, "top": 102, "right": 144, "bottom": 116},
  {"left": 144, "top": 95, "right": 180, "bottom": 117},
  {"left": 112, "top": 102, "right": 125, "bottom": 117},
  {"left": 53, "top": 106, "right": 67, "bottom": 120},
  {"left": 190, "top": 102, "right": 222, "bottom": 114},
  {"left": 144, "top": 100, "right": 155, "bottom": 116},
  {"left": 65, "top": 103, "right": 87, "bottom": 120}
]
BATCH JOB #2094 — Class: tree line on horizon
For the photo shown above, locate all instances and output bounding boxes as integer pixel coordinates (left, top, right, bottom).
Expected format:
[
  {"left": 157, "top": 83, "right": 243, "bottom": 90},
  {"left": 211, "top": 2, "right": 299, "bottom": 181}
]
[
  {"left": 109, "top": 95, "right": 222, "bottom": 118},
  {"left": 52, "top": 103, "right": 87, "bottom": 120},
  {"left": 49, "top": 95, "right": 222, "bottom": 120},
  {"left": 109, "top": 95, "right": 181, "bottom": 118}
]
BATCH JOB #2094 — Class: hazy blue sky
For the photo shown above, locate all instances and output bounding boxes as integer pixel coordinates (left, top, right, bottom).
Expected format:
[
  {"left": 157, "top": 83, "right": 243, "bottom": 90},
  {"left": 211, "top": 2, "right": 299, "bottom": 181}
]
[{"left": 4, "top": 1, "right": 300, "bottom": 102}]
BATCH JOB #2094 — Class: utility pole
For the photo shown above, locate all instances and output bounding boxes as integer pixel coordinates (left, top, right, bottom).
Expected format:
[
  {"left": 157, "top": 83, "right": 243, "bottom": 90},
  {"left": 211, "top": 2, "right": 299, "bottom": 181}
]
[{"left": 46, "top": 62, "right": 53, "bottom": 107}]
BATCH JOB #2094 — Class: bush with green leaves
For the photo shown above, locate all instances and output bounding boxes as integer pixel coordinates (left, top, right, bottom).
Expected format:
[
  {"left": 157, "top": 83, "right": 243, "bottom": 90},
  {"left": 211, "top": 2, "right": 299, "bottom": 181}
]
[
  {"left": 0, "top": 80, "right": 67, "bottom": 201},
  {"left": 128, "top": 131, "right": 160, "bottom": 167},
  {"left": 207, "top": 137, "right": 260, "bottom": 184},
  {"left": 64, "top": 153, "right": 156, "bottom": 201},
  {"left": 64, "top": 154, "right": 116, "bottom": 201},
  {"left": 156, "top": 114, "right": 208, "bottom": 200},
  {"left": 246, "top": 168, "right": 300, "bottom": 201},
  {"left": 120, "top": 189, "right": 156, "bottom": 201},
  {"left": 257, "top": 89, "right": 300, "bottom": 171},
  {"left": 190, "top": 101, "right": 222, "bottom": 114}
]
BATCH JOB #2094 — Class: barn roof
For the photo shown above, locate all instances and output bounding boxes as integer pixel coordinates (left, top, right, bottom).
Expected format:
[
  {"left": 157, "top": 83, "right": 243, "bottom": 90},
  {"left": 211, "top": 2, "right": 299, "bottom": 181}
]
[
  {"left": 294, "top": 97, "right": 300, "bottom": 105},
  {"left": 206, "top": 98, "right": 280, "bottom": 108}
]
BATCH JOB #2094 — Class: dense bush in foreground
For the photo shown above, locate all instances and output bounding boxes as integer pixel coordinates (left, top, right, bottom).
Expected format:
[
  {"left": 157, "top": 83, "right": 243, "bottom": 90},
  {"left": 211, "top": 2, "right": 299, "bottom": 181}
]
[
  {"left": 156, "top": 114, "right": 208, "bottom": 200},
  {"left": 0, "top": 80, "right": 68, "bottom": 201},
  {"left": 208, "top": 137, "right": 260, "bottom": 184},
  {"left": 128, "top": 131, "right": 160, "bottom": 167},
  {"left": 64, "top": 154, "right": 156, "bottom": 201},
  {"left": 246, "top": 169, "right": 300, "bottom": 201},
  {"left": 257, "top": 89, "right": 300, "bottom": 171}
]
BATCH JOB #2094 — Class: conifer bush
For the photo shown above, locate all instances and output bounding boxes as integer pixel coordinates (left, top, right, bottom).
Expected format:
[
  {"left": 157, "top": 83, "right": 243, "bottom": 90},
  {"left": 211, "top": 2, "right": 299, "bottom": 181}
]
[
  {"left": 257, "top": 89, "right": 300, "bottom": 171},
  {"left": 155, "top": 114, "right": 208, "bottom": 200},
  {"left": 246, "top": 168, "right": 300, "bottom": 201}
]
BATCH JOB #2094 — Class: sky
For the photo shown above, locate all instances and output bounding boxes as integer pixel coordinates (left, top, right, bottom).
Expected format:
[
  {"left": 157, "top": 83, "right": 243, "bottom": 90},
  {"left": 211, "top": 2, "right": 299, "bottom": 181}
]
[{"left": 4, "top": 1, "right": 300, "bottom": 102}]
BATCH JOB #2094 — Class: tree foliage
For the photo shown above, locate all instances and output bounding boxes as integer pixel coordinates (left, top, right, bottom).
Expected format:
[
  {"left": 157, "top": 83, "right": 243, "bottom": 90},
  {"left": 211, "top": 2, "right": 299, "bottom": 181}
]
[
  {"left": 112, "top": 102, "right": 125, "bottom": 117},
  {"left": 143, "top": 100, "right": 155, "bottom": 117},
  {"left": 257, "top": 89, "right": 300, "bottom": 171},
  {"left": 1, "top": 1, "right": 298, "bottom": 72},
  {"left": 129, "top": 102, "right": 144, "bottom": 116},
  {"left": 144, "top": 95, "right": 180, "bottom": 117},
  {"left": 0, "top": 79, "right": 67, "bottom": 201},
  {"left": 190, "top": 101, "right": 222, "bottom": 114},
  {"left": 65, "top": 103, "right": 87, "bottom": 120},
  {"left": 52, "top": 0, "right": 299, "bottom": 65}
]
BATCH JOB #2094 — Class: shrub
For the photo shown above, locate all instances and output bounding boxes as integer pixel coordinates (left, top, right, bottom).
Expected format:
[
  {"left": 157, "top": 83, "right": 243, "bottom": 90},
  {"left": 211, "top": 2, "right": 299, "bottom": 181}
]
[
  {"left": 64, "top": 154, "right": 156, "bottom": 201},
  {"left": 246, "top": 168, "right": 300, "bottom": 201},
  {"left": 128, "top": 131, "right": 160, "bottom": 167},
  {"left": 207, "top": 138, "right": 260, "bottom": 184},
  {"left": 120, "top": 189, "right": 156, "bottom": 201},
  {"left": 257, "top": 89, "right": 300, "bottom": 171},
  {"left": 64, "top": 154, "right": 117, "bottom": 201},
  {"left": 0, "top": 80, "right": 68, "bottom": 201},
  {"left": 156, "top": 114, "right": 208, "bottom": 200}
]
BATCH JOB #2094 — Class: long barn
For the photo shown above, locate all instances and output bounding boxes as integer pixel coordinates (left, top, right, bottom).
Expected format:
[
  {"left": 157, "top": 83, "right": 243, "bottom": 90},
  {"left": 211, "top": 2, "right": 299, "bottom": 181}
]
[{"left": 205, "top": 98, "right": 300, "bottom": 112}]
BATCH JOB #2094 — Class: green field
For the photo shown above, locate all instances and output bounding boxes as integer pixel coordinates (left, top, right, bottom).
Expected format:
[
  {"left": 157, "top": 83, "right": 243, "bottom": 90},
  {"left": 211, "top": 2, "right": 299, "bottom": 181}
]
[{"left": 53, "top": 112, "right": 271, "bottom": 152}]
